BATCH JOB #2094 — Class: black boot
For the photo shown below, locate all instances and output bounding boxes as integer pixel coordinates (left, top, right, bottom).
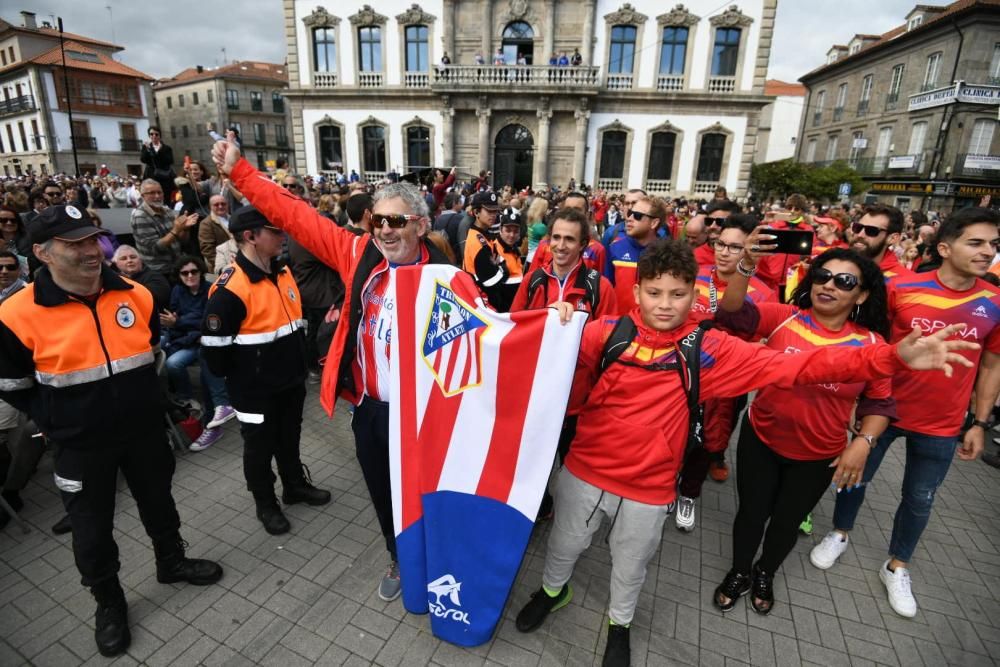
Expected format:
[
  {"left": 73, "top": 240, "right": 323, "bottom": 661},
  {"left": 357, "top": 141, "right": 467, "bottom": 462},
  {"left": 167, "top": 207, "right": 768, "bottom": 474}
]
[
  {"left": 52, "top": 514, "right": 72, "bottom": 535},
  {"left": 281, "top": 464, "right": 331, "bottom": 506},
  {"left": 254, "top": 492, "right": 291, "bottom": 534},
  {"left": 91, "top": 578, "right": 130, "bottom": 657},
  {"left": 154, "top": 534, "right": 223, "bottom": 585},
  {"left": 602, "top": 624, "right": 631, "bottom": 667}
]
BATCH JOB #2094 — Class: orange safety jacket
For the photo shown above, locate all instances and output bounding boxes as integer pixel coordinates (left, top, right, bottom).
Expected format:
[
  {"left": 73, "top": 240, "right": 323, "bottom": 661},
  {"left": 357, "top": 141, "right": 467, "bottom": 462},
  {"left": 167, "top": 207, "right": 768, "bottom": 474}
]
[
  {"left": 0, "top": 266, "right": 160, "bottom": 449},
  {"left": 201, "top": 251, "right": 307, "bottom": 422}
]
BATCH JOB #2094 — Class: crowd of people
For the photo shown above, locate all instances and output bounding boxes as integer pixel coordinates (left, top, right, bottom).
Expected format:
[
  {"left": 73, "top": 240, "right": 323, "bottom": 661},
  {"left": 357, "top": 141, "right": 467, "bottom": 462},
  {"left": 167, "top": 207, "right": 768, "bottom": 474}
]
[{"left": 0, "top": 128, "right": 997, "bottom": 666}]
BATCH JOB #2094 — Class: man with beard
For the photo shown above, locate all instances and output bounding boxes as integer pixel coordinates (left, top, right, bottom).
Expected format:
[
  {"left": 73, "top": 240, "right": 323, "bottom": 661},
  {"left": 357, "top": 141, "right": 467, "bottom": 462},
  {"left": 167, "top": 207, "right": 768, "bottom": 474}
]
[
  {"left": 847, "top": 204, "right": 910, "bottom": 281},
  {"left": 130, "top": 179, "right": 196, "bottom": 277}
]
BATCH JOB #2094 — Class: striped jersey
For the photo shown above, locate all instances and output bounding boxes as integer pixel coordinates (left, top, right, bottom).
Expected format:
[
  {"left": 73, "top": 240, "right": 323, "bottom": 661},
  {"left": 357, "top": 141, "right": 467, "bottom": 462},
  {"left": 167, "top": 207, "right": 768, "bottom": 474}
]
[{"left": 357, "top": 267, "right": 395, "bottom": 401}]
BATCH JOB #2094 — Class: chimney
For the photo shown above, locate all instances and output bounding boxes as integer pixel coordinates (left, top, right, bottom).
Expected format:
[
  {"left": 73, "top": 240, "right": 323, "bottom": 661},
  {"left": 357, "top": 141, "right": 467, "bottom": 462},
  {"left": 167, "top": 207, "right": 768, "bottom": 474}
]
[
  {"left": 20, "top": 11, "right": 37, "bottom": 30},
  {"left": 196, "top": 65, "right": 204, "bottom": 73}
]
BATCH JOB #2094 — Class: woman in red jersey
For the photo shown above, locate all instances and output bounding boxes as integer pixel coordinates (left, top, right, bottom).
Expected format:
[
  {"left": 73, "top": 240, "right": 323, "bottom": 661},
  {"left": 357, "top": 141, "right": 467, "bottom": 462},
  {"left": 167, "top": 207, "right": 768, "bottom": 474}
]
[{"left": 712, "top": 243, "right": 895, "bottom": 616}]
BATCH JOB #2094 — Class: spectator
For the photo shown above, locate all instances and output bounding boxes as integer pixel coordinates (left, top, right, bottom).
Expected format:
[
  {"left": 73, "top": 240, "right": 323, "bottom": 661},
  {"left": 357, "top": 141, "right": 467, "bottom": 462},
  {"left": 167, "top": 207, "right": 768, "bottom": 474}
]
[
  {"left": 440, "top": 51, "right": 451, "bottom": 65},
  {"left": 140, "top": 126, "right": 176, "bottom": 201},
  {"left": 431, "top": 167, "right": 457, "bottom": 214},
  {"left": 105, "top": 179, "right": 129, "bottom": 208},
  {"left": 0, "top": 206, "right": 31, "bottom": 277},
  {"left": 493, "top": 47, "right": 506, "bottom": 65},
  {"left": 525, "top": 196, "right": 550, "bottom": 264},
  {"left": 112, "top": 244, "right": 170, "bottom": 312},
  {"left": 571, "top": 48, "right": 583, "bottom": 66},
  {"left": 130, "top": 179, "right": 196, "bottom": 276},
  {"left": 197, "top": 195, "right": 231, "bottom": 271},
  {"left": 176, "top": 160, "right": 212, "bottom": 221},
  {"left": 85, "top": 209, "right": 119, "bottom": 263},
  {"left": 0, "top": 249, "right": 29, "bottom": 529},
  {"left": 345, "top": 191, "right": 373, "bottom": 235},
  {"left": 41, "top": 181, "right": 65, "bottom": 206},
  {"left": 558, "top": 51, "right": 570, "bottom": 66},
  {"left": 548, "top": 52, "right": 558, "bottom": 66},
  {"left": 474, "top": 51, "right": 486, "bottom": 65},
  {"left": 24, "top": 189, "right": 49, "bottom": 225}
]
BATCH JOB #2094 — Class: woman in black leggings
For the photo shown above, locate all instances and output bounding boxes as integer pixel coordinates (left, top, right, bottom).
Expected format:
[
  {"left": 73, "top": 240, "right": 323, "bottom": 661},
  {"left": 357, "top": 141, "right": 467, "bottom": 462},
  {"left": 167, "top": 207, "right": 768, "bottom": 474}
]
[{"left": 711, "top": 244, "right": 895, "bottom": 615}]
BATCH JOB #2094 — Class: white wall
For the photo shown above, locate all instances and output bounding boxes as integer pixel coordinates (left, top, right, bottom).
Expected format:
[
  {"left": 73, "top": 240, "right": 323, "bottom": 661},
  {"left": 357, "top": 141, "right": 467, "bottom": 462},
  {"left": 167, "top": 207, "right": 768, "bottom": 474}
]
[
  {"left": 764, "top": 94, "right": 804, "bottom": 162},
  {"left": 301, "top": 107, "right": 442, "bottom": 175},
  {"left": 294, "top": 0, "right": 444, "bottom": 87},
  {"left": 584, "top": 111, "right": 748, "bottom": 193}
]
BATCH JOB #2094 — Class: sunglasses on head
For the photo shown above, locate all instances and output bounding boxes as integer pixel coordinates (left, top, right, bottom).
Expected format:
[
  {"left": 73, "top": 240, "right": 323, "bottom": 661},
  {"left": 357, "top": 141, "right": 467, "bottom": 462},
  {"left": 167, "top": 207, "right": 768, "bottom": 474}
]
[
  {"left": 813, "top": 267, "right": 860, "bottom": 291},
  {"left": 372, "top": 213, "right": 423, "bottom": 229},
  {"left": 629, "top": 209, "right": 655, "bottom": 221},
  {"left": 851, "top": 221, "right": 886, "bottom": 238},
  {"left": 179, "top": 268, "right": 200, "bottom": 277}
]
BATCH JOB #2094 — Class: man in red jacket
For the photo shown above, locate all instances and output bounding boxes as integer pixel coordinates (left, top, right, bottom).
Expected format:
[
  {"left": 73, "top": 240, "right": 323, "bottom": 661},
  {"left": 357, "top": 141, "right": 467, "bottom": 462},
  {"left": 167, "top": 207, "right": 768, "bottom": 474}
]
[
  {"left": 211, "top": 134, "right": 453, "bottom": 603},
  {"left": 514, "top": 238, "right": 975, "bottom": 667}
]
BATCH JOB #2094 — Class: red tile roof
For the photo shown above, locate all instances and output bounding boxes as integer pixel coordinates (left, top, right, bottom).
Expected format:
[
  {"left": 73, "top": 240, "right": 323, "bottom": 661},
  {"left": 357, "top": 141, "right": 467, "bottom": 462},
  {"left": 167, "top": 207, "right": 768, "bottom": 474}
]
[
  {"left": 0, "top": 19, "right": 122, "bottom": 50},
  {"left": 154, "top": 61, "right": 288, "bottom": 90},
  {"left": 27, "top": 40, "right": 153, "bottom": 80},
  {"left": 764, "top": 79, "right": 806, "bottom": 96}
]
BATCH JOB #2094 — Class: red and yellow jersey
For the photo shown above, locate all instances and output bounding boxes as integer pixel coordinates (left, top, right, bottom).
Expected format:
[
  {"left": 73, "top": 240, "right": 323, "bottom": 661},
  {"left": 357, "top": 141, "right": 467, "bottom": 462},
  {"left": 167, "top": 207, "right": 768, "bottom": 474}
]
[
  {"left": 888, "top": 271, "right": 1000, "bottom": 436},
  {"left": 746, "top": 303, "right": 892, "bottom": 459},
  {"left": 604, "top": 236, "right": 649, "bottom": 316}
]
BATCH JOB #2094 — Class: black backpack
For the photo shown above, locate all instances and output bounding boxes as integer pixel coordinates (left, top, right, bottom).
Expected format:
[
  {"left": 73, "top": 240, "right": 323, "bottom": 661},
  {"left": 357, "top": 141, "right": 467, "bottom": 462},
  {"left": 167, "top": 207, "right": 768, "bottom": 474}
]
[
  {"left": 526, "top": 266, "right": 602, "bottom": 313},
  {"left": 598, "top": 317, "right": 714, "bottom": 454}
]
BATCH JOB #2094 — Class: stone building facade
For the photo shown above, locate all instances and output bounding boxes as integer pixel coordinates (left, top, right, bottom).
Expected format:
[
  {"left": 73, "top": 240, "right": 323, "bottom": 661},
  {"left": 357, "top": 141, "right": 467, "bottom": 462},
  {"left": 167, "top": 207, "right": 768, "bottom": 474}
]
[
  {"left": 797, "top": 1, "right": 1000, "bottom": 212},
  {"left": 282, "top": 0, "right": 776, "bottom": 197},
  {"left": 153, "top": 61, "right": 295, "bottom": 172}
]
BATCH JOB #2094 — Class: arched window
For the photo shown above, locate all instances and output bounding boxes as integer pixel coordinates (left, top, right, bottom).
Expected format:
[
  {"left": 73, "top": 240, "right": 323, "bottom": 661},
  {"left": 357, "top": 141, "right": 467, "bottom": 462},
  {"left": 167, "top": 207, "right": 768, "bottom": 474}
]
[
  {"left": 599, "top": 130, "right": 627, "bottom": 179},
  {"left": 609, "top": 26, "right": 637, "bottom": 74},
  {"left": 313, "top": 28, "right": 336, "bottom": 72},
  {"left": 318, "top": 125, "right": 343, "bottom": 171},
  {"left": 647, "top": 132, "right": 677, "bottom": 180},
  {"left": 405, "top": 25, "right": 429, "bottom": 72},
  {"left": 502, "top": 21, "right": 534, "bottom": 64},
  {"left": 696, "top": 133, "right": 727, "bottom": 181},
  {"left": 406, "top": 126, "right": 431, "bottom": 170},
  {"left": 361, "top": 125, "right": 387, "bottom": 172}
]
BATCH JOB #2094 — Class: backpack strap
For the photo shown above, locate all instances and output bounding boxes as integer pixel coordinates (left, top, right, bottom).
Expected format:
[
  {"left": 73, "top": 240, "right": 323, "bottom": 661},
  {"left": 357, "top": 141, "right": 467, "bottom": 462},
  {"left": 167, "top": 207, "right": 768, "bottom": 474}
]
[
  {"left": 525, "top": 267, "right": 550, "bottom": 307},
  {"left": 676, "top": 320, "right": 714, "bottom": 452},
  {"left": 579, "top": 267, "right": 601, "bottom": 314},
  {"left": 598, "top": 316, "right": 638, "bottom": 373}
]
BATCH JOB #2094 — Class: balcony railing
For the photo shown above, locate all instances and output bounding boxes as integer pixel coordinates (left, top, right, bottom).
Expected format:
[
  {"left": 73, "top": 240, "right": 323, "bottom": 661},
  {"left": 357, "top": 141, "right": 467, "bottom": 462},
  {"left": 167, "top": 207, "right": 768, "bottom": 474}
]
[
  {"left": 707, "top": 76, "right": 736, "bottom": 93},
  {"left": 920, "top": 82, "right": 940, "bottom": 92},
  {"left": 885, "top": 93, "right": 899, "bottom": 111},
  {"left": 833, "top": 106, "right": 844, "bottom": 121},
  {"left": 276, "top": 137, "right": 288, "bottom": 148},
  {"left": 362, "top": 171, "right": 387, "bottom": 184},
  {"left": 596, "top": 178, "right": 624, "bottom": 192},
  {"left": 693, "top": 181, "right": 720, "bottom": 195},
  {"left": 358, "top": 72, "right": 384, "bottom": 88},
  {"left": 954, "top": 153, "right": 1000, "bottom": 177},
  {"left": 433, "top": 65, "right": 600, "bottom": 89},
  {"left": 120, "top": 138, "right": 142, "bottom": 151},
  {"left": 72, "top": 136, "right": 98, "bottom": 150},
  {"left": 314, "top": 72, "right": 338, "bottom": 88},
  {"left": 856, "top": 99, "right": 870, "bottom": 116},
  {"left": 886, "top": 153, "right": 924, "bottom": 174},
  {"left": 644, "top": 179, "right": 672, "bottom": 196},
  {"left": 606, "top": 73, "right": 633, "bottom": 90},
  {"left": 0, "top": 95, "right": 35, "bottom": 117},
  {"left": 404, "top": 72, "right": 429, "bottom": 88},
  {"left": 656, "top": 75, "right": 684, "bottom": 92}
]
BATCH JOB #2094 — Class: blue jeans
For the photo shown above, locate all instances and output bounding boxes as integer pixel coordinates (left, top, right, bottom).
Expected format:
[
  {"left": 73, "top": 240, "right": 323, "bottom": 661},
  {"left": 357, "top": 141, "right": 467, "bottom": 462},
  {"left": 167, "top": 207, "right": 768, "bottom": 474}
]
[
  {"left": 164, "top": 347, "right": 229, "bottom": 409},
  {"left": 832, "top": 425, "right": 957, "bottom": 562}
]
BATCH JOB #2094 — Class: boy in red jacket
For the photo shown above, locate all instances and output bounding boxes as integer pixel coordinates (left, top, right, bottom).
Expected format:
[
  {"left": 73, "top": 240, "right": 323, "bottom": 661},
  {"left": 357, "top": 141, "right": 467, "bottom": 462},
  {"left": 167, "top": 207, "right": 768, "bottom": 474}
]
[{"left": 514, "top": 238, "right": 975, "bottom": 667}]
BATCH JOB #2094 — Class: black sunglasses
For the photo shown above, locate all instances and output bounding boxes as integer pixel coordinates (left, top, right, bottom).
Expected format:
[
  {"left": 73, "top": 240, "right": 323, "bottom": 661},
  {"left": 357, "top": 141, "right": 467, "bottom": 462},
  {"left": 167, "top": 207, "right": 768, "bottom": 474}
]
[
  {"left": 179, "top": 269, "right": 200, "bottom": 276},
  {"left": 282, "top": 183, "right": 302, "bottom": 191},
  {"left": 851, "top": 221, "right": 887, "bottom": 238},
  {"left": 372, "top": 213, "right": 423, "bottom": 229},
  {"left": 813, "top": 267, "right": 860, "bottom": 291},
  {"left": 705, "top": 216, "right": 727, "bottom": 227},
  {"left": 0, "top": 217, "right": 18, "bottom": 225},
  {"left": 0, "top": 264, "right": 18, "bottom": 271},
  {"left": 629, "top": 209, "right": 655, "bottom": 221}
]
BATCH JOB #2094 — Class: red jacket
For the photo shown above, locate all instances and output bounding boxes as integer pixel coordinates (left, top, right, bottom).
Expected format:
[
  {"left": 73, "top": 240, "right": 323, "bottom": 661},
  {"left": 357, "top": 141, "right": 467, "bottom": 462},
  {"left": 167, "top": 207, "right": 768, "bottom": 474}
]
[
  {"left": 510, "top": 260, "right": 618, "bottom": 317},
  {"left": 528, "top": 238, "right": 606, "bottom": 274},
  {"left": 565, "top": 309, "right": 909, "bottom": 505},
  {"left": 431, "top": 171, "right": 456, "bottom": 214}
]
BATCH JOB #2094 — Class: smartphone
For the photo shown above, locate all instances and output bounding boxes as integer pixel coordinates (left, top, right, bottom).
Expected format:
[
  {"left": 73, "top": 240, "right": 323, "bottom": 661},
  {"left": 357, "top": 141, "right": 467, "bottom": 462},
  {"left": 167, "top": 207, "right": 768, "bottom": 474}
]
[{"left": 769, "top": 229, "right": 814, "bottom": 254}]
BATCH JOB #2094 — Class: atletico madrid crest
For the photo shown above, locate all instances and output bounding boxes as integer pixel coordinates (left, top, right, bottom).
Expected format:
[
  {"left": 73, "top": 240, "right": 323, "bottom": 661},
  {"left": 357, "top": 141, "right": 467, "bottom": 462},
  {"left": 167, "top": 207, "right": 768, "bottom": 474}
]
[{"left": 421, "top": 280, "right": 488, "bottom": 396}]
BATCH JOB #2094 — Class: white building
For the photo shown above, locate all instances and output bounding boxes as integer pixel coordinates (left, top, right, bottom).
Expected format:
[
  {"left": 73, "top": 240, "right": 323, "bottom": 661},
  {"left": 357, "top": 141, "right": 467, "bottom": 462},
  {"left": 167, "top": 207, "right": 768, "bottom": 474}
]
[
  {"left": 755, "top": 79, "right": 805, "bottom": 163},
  {"left": 282, "top": 0, "right": 777, "bottom": 197},
  {"left": 0, "top": 10, "right": 154, "bottom": 177}
]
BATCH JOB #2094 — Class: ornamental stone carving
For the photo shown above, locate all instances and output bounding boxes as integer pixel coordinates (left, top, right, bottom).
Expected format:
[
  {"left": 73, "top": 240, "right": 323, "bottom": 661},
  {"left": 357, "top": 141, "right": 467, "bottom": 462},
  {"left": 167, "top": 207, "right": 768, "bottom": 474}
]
[
  {"left": 658, "top": 4, "right": 700, "bottom": 27},
  {"left": 604, "top": 4, "right": 648, "bottom": 25},
  {"left": 396, "top": 4, "right": 436, "bottom": 25},
  {"left": 650, "top": 120, "right": 683, "bottom": 134},
  {"left": 349, "top": 5, "right": 388, "bottom": 26},
  {"left": 600, "top": 119, "right": 631, "bottom": 133},
  {"left": 508, "top": 0, "right": 529, "bottom": 20},
  {"left": 302, "top": 6, "right": 340, "bottom": 28},
  {"left": 709, "top": 5, "right": 754, "bottom": 27}
]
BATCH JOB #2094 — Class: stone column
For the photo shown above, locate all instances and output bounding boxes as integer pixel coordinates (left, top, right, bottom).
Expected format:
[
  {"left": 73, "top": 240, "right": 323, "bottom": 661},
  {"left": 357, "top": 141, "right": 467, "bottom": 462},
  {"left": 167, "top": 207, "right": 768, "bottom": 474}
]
[
  {"left": 573, "top": 108, "right": 590, "bottom": 186},
  {"left": 534, "top": 107, "right": 552, "bottom": 190},
  {"left": 481, "top": 0, "right": 492, "bottom": 60},
  {"left": 477, "top": 107, "right": 492, "bottom": 173},
  {"left": 543, "top": 0, "right": 556, "bottom": 63},
  {"left": 441, "top": 105, "right": 455, "bottom": 166},
  {"left": 581, "top": 0, "right": 596, "bottom": 66},
  {"left": 443, "top": 0, "right": 456, "bottom": 62}
]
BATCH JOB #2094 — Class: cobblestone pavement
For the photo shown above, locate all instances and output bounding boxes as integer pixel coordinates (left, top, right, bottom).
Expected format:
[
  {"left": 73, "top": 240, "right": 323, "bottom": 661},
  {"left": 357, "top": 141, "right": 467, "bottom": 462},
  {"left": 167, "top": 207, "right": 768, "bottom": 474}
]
[{"left": 2, "top": 386, "right": 999, "bottom": 666}]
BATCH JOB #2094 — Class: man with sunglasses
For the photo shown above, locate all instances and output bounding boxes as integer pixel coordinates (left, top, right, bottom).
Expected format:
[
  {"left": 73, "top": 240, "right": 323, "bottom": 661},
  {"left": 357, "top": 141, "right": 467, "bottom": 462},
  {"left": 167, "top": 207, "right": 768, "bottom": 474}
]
[
  {"left": 202, "top": 206, "right": 331, "bottom": 536},
  {"left": 211, "top": 132, "right": 453, "bottom": 602},
  {"left": 846, "top": 203, "right": 910, "bottom": 280},
  {"left": 605, "top": 196, "right": 666, "bottom": 315},
  {"left": 694, "top": 200, "right": 739, "bottom": 266},
  {"left": 42, "top": 181, "right": 65, "bottom": 206},
  {"left": 601, "top": 189, "right": 646, "bottom": 249},
  {"left": 811, "top": 207, "right": 1000, "bottom": 619}
]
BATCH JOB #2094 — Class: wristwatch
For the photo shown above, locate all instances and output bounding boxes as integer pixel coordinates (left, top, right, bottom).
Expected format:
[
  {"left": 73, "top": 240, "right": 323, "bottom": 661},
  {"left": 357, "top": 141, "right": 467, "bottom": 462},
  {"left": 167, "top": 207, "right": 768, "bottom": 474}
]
[
  {"left": 970, "top": 419, "right": 991, "bottom": 430},
  {"left": 854, "top": 433, "right": 875, "bottom": 448}
]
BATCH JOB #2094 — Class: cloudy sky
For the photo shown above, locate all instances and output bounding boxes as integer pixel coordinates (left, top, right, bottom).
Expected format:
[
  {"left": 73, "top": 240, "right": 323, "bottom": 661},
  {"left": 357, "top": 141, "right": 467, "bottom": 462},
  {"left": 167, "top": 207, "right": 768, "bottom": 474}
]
[{"left": 15, "top": 0, "right": 917, "bottom": 81}]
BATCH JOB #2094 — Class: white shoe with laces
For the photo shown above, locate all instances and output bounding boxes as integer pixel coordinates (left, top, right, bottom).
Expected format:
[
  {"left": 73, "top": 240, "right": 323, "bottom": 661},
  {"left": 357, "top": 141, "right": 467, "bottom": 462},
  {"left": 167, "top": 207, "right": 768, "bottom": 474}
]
[
  {"left": 675, "top": 495, "right": 696, "bottom": 532},
  {"left": 879, "top": 559, "right": 917, "bottom": 618},
  {"left": 810, "top": 531, "right": 849, "bottom": 570}
]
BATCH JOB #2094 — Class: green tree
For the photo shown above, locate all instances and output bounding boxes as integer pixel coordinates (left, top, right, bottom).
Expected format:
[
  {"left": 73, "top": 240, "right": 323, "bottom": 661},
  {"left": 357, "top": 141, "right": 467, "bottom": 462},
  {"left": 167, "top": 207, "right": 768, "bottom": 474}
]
[{"left": 750, "top": 159, "right": 866, "bottom": 203}]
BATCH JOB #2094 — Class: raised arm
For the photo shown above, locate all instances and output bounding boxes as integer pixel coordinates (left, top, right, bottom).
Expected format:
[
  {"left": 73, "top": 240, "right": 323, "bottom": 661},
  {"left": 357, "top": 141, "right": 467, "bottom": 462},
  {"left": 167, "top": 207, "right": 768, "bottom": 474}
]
[{"left": 719, "top": 225, "right": 776, "bottom": 312}]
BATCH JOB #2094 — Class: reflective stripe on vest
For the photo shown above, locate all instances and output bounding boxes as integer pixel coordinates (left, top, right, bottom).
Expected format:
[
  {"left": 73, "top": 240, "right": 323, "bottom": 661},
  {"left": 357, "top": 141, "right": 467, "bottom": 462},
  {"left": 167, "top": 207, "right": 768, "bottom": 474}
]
[
  {"left": 235, "top": 410, "right": 264, "bottom": 424},
  {"left": 35, "top": 350, "right": 155, "bottom": 388},
  {"left": 201, "top": 318, "right": 305, "bottom": 347}
]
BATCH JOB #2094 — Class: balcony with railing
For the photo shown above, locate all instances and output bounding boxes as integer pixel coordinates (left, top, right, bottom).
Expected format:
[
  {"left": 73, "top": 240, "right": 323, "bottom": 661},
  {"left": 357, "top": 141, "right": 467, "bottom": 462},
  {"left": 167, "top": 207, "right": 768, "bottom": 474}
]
[
  {"left": 884, "top": 93, "right": 900, "bottom": 111},
  {"left": 362, "top": 170, "right": 387, "bottom": 183},
  {"left": 707, "top": 76, "right": 736, "bottom": 93},
  {"left": 856, "top": 99, "right": 870, "bottom": 116},
  {"left": 693, "top": 181, "right": 719, "bottom": 195},
  {"left": 954, "top": 153, "right": 1000, "bottom": 178},
  {"left": 358, "top": 72, "right": 385, "bottom": 88},
  {"left": 404, "top": 72, "right": 429, "bottom": 88},
  {"left": 833, "top": 106, "right": 844, "bottom": 122},
  {"left": 120, "top": 138, "right": 142, "bottom": 151},
  {"left": 0, "top": 95, "right": 35, "bottom": 117},
  {"left": 433, "top": 65, "right": 601, "bottom": 91},
  {"left": 656, "top": 75, "right": 684, "bottom": 92},
  {"left": 596, "top": 177, "right": 624, "bottom": 192},
  {"left": 313, "top": 72, "right": 338, "bottom": 88},
  {"left": 644, "top": 179, "right": 672, "bottom": 196},
  {"left": 606, "top": 73, "right": 633, "bottom": 90},
  {"left": 72, "top": 136, "right": 98, "bottom": 150}
]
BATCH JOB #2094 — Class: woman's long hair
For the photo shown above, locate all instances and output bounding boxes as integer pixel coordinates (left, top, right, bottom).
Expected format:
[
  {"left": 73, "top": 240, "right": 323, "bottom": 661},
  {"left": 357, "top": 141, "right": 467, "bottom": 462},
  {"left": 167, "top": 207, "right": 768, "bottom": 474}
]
[{"left": 790, "top": 247, "right": 889, "bottom": 339}]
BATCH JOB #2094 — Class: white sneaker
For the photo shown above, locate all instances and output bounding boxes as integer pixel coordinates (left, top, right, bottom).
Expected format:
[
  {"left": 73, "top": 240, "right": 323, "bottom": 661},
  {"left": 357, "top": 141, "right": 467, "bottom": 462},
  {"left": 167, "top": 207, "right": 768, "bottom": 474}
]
[
  {"left": 810, "top": 531, "right": 849, "bottom": 570},
  {"left": 879, "top": 560, "right": 917, "bottom": 618},
  {"left": 675, "top": 495, "right": 696, "bottom": 532}
]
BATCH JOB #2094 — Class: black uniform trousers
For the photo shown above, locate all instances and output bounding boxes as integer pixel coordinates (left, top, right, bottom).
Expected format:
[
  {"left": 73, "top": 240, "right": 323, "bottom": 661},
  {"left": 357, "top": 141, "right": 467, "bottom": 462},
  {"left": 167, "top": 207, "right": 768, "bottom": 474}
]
[
  {"left": 351, "top": 397, "right": 396, "bottom": 560},
  {"left": 238, "top": 384, "right": 307, "bottom": 495},
  {"left": 54, "top": 433, "right": 181, "bottom": 587}
]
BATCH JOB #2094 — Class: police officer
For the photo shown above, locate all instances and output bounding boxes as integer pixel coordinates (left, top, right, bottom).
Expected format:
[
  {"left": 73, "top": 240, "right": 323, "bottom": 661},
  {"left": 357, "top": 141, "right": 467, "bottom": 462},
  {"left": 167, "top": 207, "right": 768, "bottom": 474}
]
[
  {"left": 201, "top": 205, "right": 330, "bottom": 536},
  {"left": 462, "top": 191, "right": 510, "bottom": 306},
  {"left": 0, "top": 205, "right": 222, "bottom": 657}
]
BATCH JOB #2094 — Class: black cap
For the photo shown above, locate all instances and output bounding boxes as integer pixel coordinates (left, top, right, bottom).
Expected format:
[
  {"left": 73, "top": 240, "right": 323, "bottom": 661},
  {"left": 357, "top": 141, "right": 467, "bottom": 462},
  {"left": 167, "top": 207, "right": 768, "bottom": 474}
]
[
  {"left": 472, "top": 191, "right": 499, "bottom": 210},
  {"left": 228, "top": 205, "right": 273, "bottom": 234},
  {"left": 30, "top": 205, "right": 101, "bottom": 244},
  {"left": 499, "top": 207, "right": 521, "bottom": 227}
]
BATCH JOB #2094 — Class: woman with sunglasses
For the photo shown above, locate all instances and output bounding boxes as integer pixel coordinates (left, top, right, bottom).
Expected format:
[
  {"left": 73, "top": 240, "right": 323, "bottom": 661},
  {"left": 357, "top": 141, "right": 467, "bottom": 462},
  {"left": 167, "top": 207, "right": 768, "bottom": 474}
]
[
  {"left": 0, "top": 206, "right": 31, "bottom": 278},
  {"left": 710, "top": 242, "right": 895, "bottom": 616}
]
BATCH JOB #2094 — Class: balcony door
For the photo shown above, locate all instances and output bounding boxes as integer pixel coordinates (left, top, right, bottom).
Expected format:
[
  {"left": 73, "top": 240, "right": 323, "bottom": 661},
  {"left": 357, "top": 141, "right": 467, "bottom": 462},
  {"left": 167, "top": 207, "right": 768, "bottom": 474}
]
[
  {"left": 493, "top": 124, "right": 533, "bottom": 190},
  {"left": 502, "top": 22, "right": 534, "bottom": 65}
]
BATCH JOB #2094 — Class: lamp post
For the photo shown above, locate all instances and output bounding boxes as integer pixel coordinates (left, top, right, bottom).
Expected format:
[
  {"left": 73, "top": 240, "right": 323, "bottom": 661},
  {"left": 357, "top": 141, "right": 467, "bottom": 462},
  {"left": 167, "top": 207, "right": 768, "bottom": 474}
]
[{"left": 57, "top": 17, "right": 80, "bottom": 177}]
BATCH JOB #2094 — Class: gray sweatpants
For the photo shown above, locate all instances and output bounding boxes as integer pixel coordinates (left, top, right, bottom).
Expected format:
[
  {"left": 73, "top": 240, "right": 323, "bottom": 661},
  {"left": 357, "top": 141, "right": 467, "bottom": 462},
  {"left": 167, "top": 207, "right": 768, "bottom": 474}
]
[{"left": 541, "top": 467, "right": 672, "bottom": 625}]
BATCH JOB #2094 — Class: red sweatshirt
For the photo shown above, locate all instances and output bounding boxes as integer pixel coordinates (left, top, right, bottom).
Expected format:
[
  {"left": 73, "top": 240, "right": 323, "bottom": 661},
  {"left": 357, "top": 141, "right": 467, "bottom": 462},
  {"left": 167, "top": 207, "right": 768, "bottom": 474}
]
[{"left": 565, "top": 309, "right": 910, "bottom": 505}]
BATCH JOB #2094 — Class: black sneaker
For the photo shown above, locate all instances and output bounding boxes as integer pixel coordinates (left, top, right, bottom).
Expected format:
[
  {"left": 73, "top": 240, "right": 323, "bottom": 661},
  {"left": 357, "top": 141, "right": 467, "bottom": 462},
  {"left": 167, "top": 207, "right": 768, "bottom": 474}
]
[
  {"left": 602, "top": 624, "right": 631, "bottom": 667},
  {"left": 515, "top": 584, "right": 572, "bottom": 632},
  {"left": 52, "top": 514, "right": 72, "bottom": 535},
  {"left": 750, "top": 563, "right": 775, "bottom": 615},
  {"left": 713, "top": 569, "right": 751, "bottom": 612},
  {"left": 983, "top": 451, "right": 1000, "bottom": 469}
]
